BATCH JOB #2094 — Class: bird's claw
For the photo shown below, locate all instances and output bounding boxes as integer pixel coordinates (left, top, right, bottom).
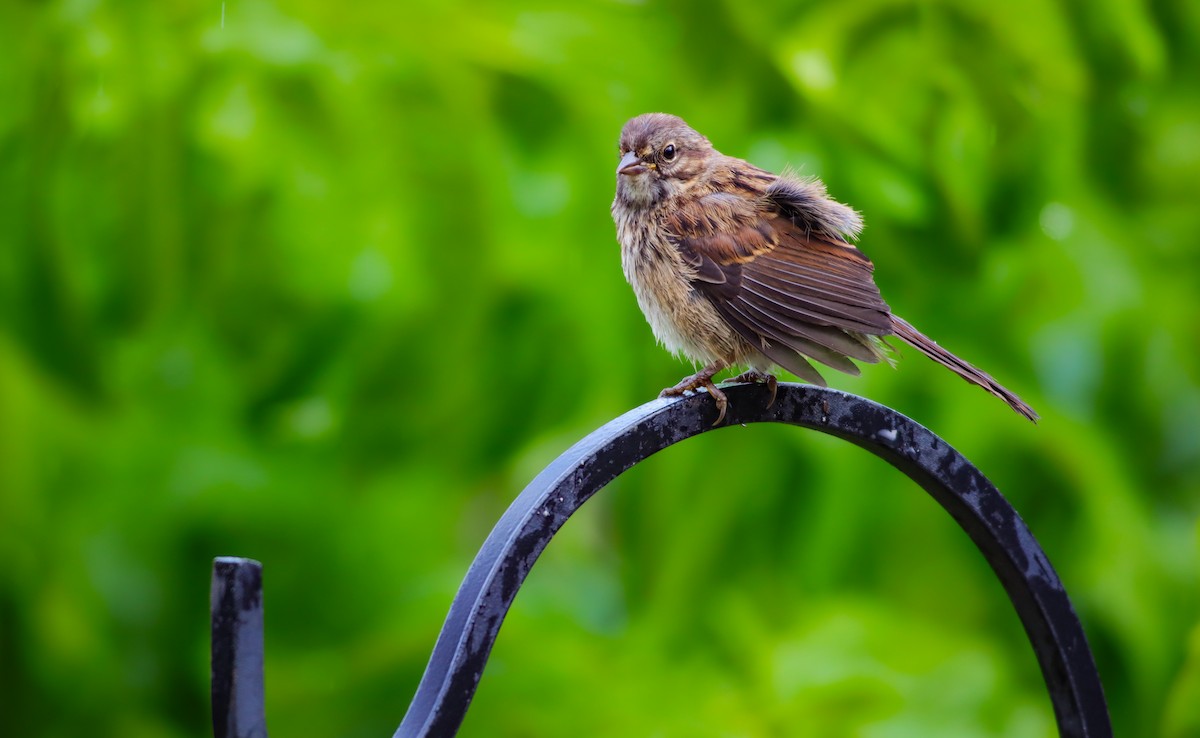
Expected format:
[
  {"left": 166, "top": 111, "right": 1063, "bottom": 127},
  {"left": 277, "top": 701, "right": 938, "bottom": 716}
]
[
  {"left": 728, "top": 370, "right": 778, "bottom": 408},
  {"left": 661, "top": 366, "right": 729, "bottom": 425}
]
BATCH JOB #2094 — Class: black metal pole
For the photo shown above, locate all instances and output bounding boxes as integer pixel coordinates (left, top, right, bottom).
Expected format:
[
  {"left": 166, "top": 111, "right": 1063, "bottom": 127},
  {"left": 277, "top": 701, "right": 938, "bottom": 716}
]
[
  {"left": 393, "top": 383, "right": 1110, "bottom": 738},
  {"left": 211, "top": 557, "right": 268, "bottom": 738}
]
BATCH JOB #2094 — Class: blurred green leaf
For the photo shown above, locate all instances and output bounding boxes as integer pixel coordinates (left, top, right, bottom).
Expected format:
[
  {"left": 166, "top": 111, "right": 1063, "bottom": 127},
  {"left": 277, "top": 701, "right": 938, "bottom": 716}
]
[{"left": 0, "top": 1, "right": 1197, "bottom": 736}]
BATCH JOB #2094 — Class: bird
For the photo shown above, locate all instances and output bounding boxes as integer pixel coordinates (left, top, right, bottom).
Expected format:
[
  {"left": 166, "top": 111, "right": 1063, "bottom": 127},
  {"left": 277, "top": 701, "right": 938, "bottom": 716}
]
[{"left": 610, "top": 112, "right": 1038, "bottom": 426}]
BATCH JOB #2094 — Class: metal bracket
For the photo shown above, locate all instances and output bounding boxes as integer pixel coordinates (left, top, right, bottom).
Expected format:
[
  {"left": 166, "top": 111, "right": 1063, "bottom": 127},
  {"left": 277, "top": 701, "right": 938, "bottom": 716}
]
[{"left": 210, "top": 383, "right": 1111, "bottom": 738}]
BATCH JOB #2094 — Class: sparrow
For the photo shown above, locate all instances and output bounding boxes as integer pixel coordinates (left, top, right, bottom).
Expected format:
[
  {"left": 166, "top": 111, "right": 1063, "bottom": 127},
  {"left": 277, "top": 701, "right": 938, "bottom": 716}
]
[{"left": 610, "top": 113, "right": 1038, "bottom": 425}]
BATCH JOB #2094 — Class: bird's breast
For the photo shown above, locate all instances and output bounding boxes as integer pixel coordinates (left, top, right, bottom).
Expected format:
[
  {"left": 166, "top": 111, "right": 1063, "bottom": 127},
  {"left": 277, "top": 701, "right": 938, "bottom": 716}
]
[{"left": 614, "top": 209, "right": 741, "bottom": 364}]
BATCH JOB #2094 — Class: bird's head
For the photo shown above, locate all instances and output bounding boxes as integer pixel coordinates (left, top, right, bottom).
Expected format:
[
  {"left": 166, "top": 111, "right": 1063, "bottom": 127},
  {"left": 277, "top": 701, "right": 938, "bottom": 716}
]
[{"left": 615, "top": 113, "right": 713, "bottom": 208}]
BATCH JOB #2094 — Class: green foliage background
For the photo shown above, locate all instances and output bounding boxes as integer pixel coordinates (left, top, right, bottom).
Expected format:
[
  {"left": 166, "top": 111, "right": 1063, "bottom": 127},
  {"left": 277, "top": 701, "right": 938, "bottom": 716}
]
[{"left": 2, "top": 1, "right": 1198, "bottom": 736}]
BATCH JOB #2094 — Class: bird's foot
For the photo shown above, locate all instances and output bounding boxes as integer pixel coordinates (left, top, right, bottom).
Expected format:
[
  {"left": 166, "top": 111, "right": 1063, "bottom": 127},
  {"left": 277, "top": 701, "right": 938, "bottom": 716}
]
[
  {"left": 728, "top": 370, "right": 778, "bottom": 408},
  {"left": 660, "top": 364, "right": 729, "bottom": 426}
]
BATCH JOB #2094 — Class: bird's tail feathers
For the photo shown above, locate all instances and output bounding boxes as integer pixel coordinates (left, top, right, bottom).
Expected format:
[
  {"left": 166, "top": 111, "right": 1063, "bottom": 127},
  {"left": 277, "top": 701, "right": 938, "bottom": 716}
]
[{"left": 890, "top": 315, "right": 1038, "bottom": 423}]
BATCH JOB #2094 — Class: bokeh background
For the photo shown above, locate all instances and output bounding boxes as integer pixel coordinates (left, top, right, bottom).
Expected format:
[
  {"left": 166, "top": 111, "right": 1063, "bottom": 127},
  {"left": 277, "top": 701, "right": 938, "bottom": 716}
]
[{"left": 2, "top": 0, "right": 1198, "bottom": 736}]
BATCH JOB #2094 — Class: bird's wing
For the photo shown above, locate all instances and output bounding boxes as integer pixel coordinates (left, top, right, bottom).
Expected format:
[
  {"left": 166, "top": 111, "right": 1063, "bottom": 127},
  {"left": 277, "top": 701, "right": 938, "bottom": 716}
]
[{"left": 667, "top": 184, "right": 893, "bottom": 381}]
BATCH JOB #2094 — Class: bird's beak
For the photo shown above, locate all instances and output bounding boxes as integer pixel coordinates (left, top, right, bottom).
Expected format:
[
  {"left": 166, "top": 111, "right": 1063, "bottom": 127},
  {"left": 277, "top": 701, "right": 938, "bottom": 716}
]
[{"left": 617, "top": 150, "right": 647, "bottom": 176}]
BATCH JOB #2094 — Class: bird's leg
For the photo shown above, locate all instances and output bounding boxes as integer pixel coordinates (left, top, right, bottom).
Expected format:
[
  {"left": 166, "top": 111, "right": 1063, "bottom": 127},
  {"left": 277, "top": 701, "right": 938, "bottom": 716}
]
[
  {"left": 660, "top": 362, "right": 729, "bottom": 425},
  {"left": 728, "top": 370, "right": 778, "bottom": 408}
]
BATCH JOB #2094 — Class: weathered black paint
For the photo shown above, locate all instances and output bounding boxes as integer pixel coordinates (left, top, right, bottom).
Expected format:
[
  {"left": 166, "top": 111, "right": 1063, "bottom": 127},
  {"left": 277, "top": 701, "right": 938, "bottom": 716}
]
[
  {"left": 211, "top": 383, "right": 1111, "bottom": 738},
  {"left": 212, "top": 557, "right": 268, "bottom": 738}
]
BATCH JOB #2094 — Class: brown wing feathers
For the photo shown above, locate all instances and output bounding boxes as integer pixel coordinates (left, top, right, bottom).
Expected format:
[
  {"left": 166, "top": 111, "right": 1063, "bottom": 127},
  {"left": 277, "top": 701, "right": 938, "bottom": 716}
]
[
  {"left": 669, "top": 172, "right": 1038, "bottom": 422},
  {"left": 719, "top": 302, "right": 831, "bottom": 385},
  {"left": 670, "top": 184, "right": 892, "bottom": 379},
  {"left": 764, "top": 176, "right": 866, "bottom": 241}
]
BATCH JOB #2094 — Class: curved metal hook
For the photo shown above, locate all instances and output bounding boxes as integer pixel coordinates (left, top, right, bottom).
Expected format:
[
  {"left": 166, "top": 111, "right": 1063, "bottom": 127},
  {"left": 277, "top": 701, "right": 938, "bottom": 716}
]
[
  {"left": 210, "top": 384, "right": 1110, "bottom": 737},
  {"left": 393, "top": 383, "right": 1110, "bottom": 738}
]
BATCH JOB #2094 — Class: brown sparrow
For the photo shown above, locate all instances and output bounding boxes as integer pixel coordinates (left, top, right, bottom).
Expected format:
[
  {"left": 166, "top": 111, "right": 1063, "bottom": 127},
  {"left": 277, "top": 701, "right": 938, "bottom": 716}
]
[{"left": 610, "top": 113, "right": 1038, "bottom": 425}]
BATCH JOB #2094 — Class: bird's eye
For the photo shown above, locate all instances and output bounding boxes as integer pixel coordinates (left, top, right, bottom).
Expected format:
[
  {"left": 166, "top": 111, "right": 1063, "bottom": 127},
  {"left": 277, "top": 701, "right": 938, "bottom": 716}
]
[{"left": 662, "top": 143, "right": 676, "bottom": 161}]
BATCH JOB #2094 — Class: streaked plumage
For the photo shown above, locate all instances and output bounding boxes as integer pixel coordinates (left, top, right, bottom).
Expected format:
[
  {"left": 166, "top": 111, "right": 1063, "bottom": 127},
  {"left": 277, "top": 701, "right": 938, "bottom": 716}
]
[{"left": 611, "top": 113, "right": 1037, "bottom": 424}]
